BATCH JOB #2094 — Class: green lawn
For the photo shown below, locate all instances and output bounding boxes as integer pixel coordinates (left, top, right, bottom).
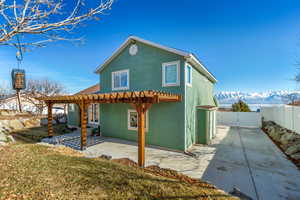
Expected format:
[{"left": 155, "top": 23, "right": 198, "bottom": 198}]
[{"left": 0, "top": 144, "right": 237, "bottom": 200}]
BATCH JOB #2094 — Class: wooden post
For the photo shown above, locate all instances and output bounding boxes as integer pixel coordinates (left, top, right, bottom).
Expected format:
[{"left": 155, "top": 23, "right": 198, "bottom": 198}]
[
  {"left": 16, "top": 89, "right": 22, "bottom": 112},
  {"left": 47, "top": 102, "right": 53, "bottom": 138},
  {"left": 135, "top": 103, "right": 152, "bottom": 167},
  {"left": 79, "top": 101, "right": 88, "bottom": 150}
]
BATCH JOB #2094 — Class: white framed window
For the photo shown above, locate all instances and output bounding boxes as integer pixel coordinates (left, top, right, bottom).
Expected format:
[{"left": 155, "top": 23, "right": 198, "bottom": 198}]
[
  {"left": 186, "top": 64, "right": 192, "bottom": 86},
  {"left": 112, "top": 69, "right": 129, "bottom": 90},
  {"left": 127, "top": 109, "right": 149, "bottom": 131},
  {"left": 88, "top": 103, "right": 99, "bottom": 124},
  {"left": 162, "top": 60, "right": 180, "bottom": 87}
]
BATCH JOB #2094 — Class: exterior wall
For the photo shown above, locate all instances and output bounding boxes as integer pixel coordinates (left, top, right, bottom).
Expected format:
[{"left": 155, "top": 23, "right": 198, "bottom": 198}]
[
  {"left": 68, "top": 104, "right": 80, "bottom": 126},
  {"left": 100, "top": 41, "right": 186, "bottom": 151},
  {"left": 101, "top": 102, "right": 185, "bottom": 150},
  {"left": 185, "top": 64, "right": 216, "bottom": 149}
]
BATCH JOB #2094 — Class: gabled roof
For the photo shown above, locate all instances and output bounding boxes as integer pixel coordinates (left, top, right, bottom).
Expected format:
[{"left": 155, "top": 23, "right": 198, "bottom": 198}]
[
  {"left": 94, "top": 36, "right": 217, "bottom": 83},
  {"left": 75, "top": 84, "right": 100, "bottom": 95}
]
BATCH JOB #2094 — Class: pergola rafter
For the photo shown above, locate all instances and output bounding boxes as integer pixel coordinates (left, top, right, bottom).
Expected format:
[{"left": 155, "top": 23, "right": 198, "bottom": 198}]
[{"left": 39, "top": 90, "right": 181, "bottom": 167}]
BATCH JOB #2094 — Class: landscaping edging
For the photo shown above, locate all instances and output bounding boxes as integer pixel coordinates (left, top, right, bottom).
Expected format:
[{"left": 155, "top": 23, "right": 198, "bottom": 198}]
[
  {"left": 262, "top": 121, "right": 300, "bottom": 169},
  {"left": 0, "top": 116, "right": 42, "bottom": 146}
]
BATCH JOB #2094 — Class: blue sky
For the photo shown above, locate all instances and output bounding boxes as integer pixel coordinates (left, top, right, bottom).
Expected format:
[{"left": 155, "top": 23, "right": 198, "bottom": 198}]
[{"left": 1, "top": 0, "right": 300, "bottom": 93}]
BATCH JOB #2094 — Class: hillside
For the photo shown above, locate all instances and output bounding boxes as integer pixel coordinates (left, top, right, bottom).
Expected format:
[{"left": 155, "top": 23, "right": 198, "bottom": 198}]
[{"left": 0, "top": 144, "right": 237, "bottom": 200}]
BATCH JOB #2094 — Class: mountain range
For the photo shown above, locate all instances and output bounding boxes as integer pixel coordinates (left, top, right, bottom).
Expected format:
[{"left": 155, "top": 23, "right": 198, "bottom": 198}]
[{"left": 215, "top": 91, "right": 300, "bottom": 104}]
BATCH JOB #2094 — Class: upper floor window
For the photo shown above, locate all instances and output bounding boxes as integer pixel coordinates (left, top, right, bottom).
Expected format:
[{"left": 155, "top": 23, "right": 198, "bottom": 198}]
[
  {"left": 186, "top": 64, "right": 192, "bottom": 86},
  {"left": 162, "top": 61, "right": 180, "bottom": 87},
  {"left": 112, "top": 69, "right": 129, "bottom": 90}
]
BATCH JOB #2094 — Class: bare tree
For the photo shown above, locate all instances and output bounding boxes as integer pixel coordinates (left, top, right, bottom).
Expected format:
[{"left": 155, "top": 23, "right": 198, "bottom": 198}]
[
  {"left": 281, "top": 92, "right": 300, "bottom": 105},
  {"left": 0, "top": 0, "right": 114, "bottom": 49},
  {"left": 24, "top": 79, "right": 65, "bottom": 114}
]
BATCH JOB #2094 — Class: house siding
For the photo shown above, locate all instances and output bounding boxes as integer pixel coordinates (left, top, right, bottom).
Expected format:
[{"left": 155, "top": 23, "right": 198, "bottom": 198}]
[
  {"left": 100, "top": 41, "right": 186, "bottom": 151},
  {"left": 67, "top": 39, "right": 217, "bottom": 151},
  {"left": 68, "top": 104, "right": 80, "bottom": 126},
  {"left": 185, "top": 64, "right": 216, "bottom": 149}
]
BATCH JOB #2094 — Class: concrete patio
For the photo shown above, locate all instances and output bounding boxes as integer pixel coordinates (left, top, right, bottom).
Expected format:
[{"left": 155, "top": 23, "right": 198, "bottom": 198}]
[{"left": 81, "top": 126, "right": 300, "bottom": 200}]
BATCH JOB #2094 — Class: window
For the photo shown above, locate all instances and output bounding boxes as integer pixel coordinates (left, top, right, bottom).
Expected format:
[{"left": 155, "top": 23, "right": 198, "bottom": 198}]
[
  {"left": 186, "top": 64, "right": 192, "bottom": 86},
  {"left": 112, "top": 69, "right": 129, "bottom": 90},
  {"left": 128, "top": 109, "right": 148, "bottom": 131},
  {"left": 162, "top": 61, "right": 180, "bottom": 87},
  {"left": 88, "top": 104, "right": 99, "bottom": 124}
]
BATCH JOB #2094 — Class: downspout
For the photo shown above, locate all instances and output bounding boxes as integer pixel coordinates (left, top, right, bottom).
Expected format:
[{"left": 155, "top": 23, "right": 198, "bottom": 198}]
[{"left": 184, "top": 61, "right": 187, "bottom": 151}]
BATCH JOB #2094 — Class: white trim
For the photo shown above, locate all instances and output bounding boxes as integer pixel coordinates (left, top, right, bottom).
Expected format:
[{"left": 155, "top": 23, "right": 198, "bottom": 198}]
[
  {"left": 162, "top": 60, "right": 180, "bottom": 87},
  {"left": 94, "top": 36, "right": 188, "bottom": 73},
  {"left": 94, "top": 36, "right": 217, "bottom": 83},
  {"left": 186, "top": 63, "right": 192, "bottom": 87},
  {"left": 127, "top": 109, "right": 149, "bottom": 132},
  {"left": 111, "top": 69, "right": 129, "bottom": 91},
  {"left": 184, "top": 61, "right": 187, "bottom": 151},
  {"left": 186, "top": 55, "right": 217, "bottom": 83}
]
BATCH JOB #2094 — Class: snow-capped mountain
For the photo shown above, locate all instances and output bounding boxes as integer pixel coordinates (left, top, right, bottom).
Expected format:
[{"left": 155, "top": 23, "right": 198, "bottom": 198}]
[{"left": 215, "top": 91, "right": 300, "bottom": 104}]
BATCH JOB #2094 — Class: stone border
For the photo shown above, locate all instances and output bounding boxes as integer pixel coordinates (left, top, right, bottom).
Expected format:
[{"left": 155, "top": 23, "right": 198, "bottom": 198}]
[{"left": 262, "top": 121, "right": 300, "bottom": 169}]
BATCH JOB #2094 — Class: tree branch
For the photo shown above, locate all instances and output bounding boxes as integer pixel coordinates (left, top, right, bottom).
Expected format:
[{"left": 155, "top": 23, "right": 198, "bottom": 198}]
[{"left": 0, "top": 0, "right": 114, "bottom": 50}]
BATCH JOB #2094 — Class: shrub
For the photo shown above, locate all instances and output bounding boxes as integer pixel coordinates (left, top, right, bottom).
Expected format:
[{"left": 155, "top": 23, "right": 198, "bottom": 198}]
[{"left": 232, "top": 100, "right": 251, "bottom": 112}]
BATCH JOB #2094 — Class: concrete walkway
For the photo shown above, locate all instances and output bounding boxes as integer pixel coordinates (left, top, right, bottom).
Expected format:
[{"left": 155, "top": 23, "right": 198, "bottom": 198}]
[{"left": 83, "top": 126, "right": 300, "bottom": 200}]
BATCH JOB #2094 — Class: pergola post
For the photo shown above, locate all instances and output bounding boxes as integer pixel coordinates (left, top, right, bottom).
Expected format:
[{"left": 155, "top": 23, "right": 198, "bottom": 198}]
[
  {"left": 39, "top": 91, "right": 181, "bottom": 165},
  {"left": 79, "top": 101, "right": 88, "bottom": 150},
  {"left": 47, "top": 102, "right": 53, "bottom": 138},
  {"left": 135, "top": 103, "right": 152, "bottom": 167}
]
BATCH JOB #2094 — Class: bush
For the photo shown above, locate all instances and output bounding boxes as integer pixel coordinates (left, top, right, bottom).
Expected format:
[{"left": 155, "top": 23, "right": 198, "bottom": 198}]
[{"left": 232, "top": 100, "right": 251, "bottom": 112}]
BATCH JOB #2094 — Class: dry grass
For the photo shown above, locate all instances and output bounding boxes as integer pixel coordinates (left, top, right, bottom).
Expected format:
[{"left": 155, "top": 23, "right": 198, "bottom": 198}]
[
  {"left": 10, "top": 124, "right": 71, "bottom": 143},
  {"left": 0, "top": 144, "right": 237, "bottom": 200}
]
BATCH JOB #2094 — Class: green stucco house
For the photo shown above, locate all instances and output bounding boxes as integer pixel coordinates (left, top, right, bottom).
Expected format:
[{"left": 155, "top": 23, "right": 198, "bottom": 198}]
[{"left": 68, "top": 36, "right": 217, "bottom": 151}]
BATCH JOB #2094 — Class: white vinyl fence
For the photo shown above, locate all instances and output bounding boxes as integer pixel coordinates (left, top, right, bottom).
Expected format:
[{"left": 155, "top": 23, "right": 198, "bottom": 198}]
[
  {"left": 217, "top": 111, "right": 262, "bottom": 128},
  {"left": 261, "top": 105, "right": 300, "bottom": 134}
]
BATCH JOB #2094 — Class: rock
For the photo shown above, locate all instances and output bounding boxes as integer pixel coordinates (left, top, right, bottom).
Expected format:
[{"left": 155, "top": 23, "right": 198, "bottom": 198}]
[
  {"left": 0, "top": 133, "right": 7, "bottom": 142},
  {"left": 286, "top": 144, "right": 300, "bottom": 155},
  {"left": 6, "top": 135, "right": 15, "bottom": 143},
  {"left": 280, "top": 132, "right": 296, "bottom": 145},
  {"left": 229, "top": 187, "right": 253, "bottom": 200},
  {"left": 99, "top": 154, "right": 112, "bottom": 160},
  {"left": 269, "top": 128, "right": 285, "bottom": 142},
  {"left": 0, "top": 141, "right": 7, "bottom": 146},
  {"left": 267, "top": 125, "right": 275, "bottom": 134},
  {"left": 23, "top": 118, "right": 40, "bottom": 128},
  {"left": 290, "top": 153, "right": 300, "bottom": 160},
  {"left": 9, "top": 120, "right": 24, "bottom": 130}
]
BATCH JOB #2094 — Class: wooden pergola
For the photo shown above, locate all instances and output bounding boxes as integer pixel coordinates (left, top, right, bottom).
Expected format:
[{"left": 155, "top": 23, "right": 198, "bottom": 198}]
[{"left": 39, "top": 90, "right": 181, "bottom": 167}]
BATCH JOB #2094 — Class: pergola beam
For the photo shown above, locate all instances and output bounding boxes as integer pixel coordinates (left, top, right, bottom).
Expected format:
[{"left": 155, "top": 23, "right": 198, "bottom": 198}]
[{"left": 41, "top": 90, "right": 181, "bottom": 167}]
